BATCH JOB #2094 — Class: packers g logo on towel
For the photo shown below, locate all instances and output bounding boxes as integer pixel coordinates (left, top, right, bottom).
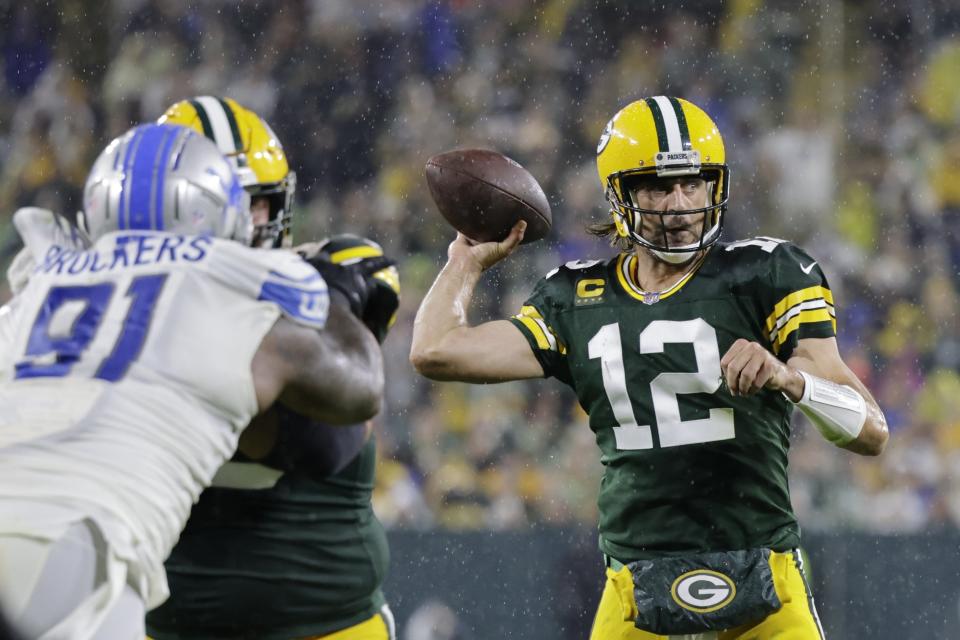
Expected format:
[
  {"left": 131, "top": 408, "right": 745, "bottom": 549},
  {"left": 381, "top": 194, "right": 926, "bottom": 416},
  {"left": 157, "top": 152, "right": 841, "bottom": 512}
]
[{"left": 670, "top": 569, "right": 736, "bottom": 613}]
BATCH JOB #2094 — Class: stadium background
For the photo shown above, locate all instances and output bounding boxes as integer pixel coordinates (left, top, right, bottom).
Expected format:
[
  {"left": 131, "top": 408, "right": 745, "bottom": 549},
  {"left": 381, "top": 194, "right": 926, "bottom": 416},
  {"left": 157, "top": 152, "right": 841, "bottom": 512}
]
[{"left": 2, "top": 1, "right": 960, "bottom": 637}]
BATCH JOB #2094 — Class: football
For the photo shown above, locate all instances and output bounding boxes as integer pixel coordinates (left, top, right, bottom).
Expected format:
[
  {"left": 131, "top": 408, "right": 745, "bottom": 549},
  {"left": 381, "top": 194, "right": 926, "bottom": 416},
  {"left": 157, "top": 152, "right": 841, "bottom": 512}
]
[{"left": 424, "top": 148, "right": 552, "bottom": 244}]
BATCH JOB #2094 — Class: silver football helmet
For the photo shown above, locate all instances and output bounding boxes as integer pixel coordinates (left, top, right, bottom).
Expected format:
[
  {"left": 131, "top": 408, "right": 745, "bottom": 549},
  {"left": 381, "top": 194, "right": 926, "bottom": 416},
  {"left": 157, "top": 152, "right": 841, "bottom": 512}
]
[{"left": 81, "top": 123, "right": 252, "bottom": 243}]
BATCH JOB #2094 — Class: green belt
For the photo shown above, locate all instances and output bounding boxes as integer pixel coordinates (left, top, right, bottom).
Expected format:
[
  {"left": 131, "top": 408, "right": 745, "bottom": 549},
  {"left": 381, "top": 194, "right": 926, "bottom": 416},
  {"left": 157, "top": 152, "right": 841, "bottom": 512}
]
[{"left": 604, "top": 554, "right": 626, "bottom": 571}]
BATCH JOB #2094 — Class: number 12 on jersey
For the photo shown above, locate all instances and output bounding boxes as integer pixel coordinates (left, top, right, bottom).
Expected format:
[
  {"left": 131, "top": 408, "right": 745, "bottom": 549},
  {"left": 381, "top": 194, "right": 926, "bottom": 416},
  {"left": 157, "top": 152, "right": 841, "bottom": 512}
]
[
  {"left": 15, "top": 274, "right": 168, "bottom": 381},
  {"left": 588, "top": 319, "right": 734, "bottom": 450}
]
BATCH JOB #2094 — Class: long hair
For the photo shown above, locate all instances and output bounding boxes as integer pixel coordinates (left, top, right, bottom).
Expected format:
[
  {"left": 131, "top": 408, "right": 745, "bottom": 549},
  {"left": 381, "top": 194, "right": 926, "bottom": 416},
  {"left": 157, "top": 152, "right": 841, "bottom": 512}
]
[{"left": 586, "top": 218, "right": 633, "bottom": 252}]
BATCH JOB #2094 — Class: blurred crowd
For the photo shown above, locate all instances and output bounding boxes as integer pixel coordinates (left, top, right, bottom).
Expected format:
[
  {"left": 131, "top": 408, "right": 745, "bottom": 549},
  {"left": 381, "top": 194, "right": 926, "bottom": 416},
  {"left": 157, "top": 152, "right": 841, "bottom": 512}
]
[{"left": 2, "top": 0, "right": 960, "bottom": 534}]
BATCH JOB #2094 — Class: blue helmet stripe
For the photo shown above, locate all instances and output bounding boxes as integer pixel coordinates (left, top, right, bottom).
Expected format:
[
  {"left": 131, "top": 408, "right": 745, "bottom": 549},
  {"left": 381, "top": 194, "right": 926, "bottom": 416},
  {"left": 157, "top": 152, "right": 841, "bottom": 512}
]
[
  {"left": 117, "top": 126, "right": 148, "bottom": 230},
  {"left": 127, "top": 126, "right": 174, "bottom": 231},
  {"left": 152, "top": 127, "right": 180, "bottom": 230}
]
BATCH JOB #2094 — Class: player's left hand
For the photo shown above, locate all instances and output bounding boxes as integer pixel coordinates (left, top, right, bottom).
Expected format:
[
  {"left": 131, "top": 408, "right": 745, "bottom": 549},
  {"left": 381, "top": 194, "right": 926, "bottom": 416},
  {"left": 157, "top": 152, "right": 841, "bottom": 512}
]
[{"left": 720, "top": 338, "right": 794, "bottom": 397}]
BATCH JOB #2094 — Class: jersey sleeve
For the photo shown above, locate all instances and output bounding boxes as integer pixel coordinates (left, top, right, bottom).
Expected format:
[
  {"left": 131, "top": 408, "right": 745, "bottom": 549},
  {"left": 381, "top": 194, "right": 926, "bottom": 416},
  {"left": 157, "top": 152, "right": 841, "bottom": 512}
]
[
  {"left": 255, "top": 251, "right": 329, "bottom": 330},
  {"left": 509, "top": 272, "right": 573, "bottom": 384},
  {"left": 209, "top": 241, "right": 329, "bottom": 331},
  {"left": 762, "top": 242, "right": 836, "bottom": 361}
]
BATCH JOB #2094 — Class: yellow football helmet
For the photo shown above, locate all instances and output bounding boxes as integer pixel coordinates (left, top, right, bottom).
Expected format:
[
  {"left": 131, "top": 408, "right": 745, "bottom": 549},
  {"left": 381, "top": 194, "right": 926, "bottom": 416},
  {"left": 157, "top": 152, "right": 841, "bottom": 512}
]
[
  {"left": 159, "top": 96, "right": 295, "bottom": 248},
  {"left": 596, "top": 96, "right": 728, "bottom": 259}
]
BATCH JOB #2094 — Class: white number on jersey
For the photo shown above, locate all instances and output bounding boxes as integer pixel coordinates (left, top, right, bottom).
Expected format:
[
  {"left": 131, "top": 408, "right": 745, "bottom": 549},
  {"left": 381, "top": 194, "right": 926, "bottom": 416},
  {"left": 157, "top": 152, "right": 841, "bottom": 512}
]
[
  {"left": 588, "top": 319, "right": 735, "bottom": 450},
  {"left": 724, "top": 237, "right": 786, "bottom": 253}
]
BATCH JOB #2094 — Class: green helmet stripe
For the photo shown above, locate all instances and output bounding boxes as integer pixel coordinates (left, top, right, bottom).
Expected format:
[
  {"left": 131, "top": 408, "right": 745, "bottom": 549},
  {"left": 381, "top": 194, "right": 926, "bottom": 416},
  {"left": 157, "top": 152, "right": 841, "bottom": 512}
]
[
  {"left": 216, "top": 97, "right": 246, "bottom": 165},
  {"left": 188, "top": 99, "right": 215, "bottom": 140},
  {"left": 193, "top": 96, "right": 239, "bottom": 156},
  {"left": 650, "top": 96, "right": 684, "bottom": 151},
  {"left": 644, "top": 97, "right": 670, "bottom": 152}
]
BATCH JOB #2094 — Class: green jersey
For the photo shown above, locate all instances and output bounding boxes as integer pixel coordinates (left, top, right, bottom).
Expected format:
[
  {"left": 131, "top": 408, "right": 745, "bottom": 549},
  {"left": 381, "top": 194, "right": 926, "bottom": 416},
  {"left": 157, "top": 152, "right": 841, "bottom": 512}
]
[
  {"left": 509, "top": 238, "right": 835, "bottom": 561},
  {"left": 146, "top": 438, "right": 387, "bottom": 639}
]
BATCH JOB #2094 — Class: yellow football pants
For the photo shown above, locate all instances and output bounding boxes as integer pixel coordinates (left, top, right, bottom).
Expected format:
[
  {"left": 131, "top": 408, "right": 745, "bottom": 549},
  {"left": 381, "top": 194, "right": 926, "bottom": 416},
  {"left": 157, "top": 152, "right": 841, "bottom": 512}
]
[
  {"left": 589, "top": 550, "right": 825, "bottom": 639},
  {"left": 146, "top": 605, "right": 395, "bottom": 640},
  {"left": 303, "top": 608, "right": 394, "bottom": 640}
]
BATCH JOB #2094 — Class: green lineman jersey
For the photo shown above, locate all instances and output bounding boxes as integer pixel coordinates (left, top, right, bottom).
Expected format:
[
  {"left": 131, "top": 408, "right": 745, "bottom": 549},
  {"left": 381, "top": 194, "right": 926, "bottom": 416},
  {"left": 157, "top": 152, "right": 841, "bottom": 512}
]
[
  {"left": 146, "top": 438, "right": 388, "bottom": 640},
  {"left": 509, "top": 237, "right": 836, "bottom": 561}
]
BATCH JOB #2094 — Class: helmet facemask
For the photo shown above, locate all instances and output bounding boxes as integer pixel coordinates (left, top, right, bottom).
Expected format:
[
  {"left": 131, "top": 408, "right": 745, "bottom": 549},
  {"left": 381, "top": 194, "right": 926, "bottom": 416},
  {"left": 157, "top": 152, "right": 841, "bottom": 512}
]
[
  {"left": 246, "top": 171, "right": 296, "bottom": 249},
  {"left": 606, "top": 162, "right": 728, "bottom": 264}
]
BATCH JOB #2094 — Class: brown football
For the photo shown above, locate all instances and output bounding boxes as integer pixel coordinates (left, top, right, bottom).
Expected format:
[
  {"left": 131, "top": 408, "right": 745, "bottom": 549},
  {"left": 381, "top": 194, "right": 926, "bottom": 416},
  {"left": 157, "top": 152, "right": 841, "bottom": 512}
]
[{"left": 424, "top": 148, "right": 552, "bottom": 244}]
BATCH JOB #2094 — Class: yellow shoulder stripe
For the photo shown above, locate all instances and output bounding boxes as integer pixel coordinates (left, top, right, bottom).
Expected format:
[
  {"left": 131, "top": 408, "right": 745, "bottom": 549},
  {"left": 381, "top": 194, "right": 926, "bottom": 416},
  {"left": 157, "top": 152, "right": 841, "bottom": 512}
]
[
  {"left": 766, "top": 285, "right": 837, "bottom": 354},
  {"left": 516, "top": 316, "right": 551, "bottom": 350},
  {"left": 764, "top": 285, "right": 834, "bottom": 334},
  {"left": 513, "top": 305, "right": 564, "bottom": 353},
  {"left": 519, "top": 305, "right": 544, "bottom": 320}
]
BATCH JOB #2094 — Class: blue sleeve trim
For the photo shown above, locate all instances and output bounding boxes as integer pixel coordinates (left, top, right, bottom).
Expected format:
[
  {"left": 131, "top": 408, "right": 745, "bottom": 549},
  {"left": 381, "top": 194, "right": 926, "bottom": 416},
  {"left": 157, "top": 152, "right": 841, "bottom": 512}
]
[{"left": 258, "top": 277, "right": 329, "bottom": 328}]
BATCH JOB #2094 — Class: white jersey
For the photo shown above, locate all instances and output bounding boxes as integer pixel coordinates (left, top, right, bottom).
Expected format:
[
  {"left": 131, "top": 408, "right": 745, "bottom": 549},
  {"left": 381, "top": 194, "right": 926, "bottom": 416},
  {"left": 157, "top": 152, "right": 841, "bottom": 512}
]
[{"left": 0, "top": 230, "right": 328, "bottom": 608}]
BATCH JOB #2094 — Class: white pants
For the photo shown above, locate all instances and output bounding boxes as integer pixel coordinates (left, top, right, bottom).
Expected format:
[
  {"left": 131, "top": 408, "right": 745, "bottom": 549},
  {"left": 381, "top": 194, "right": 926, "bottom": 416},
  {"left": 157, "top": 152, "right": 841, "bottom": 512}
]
[{"left": 0, "top": 521, "right": 144, "bottom": 640}]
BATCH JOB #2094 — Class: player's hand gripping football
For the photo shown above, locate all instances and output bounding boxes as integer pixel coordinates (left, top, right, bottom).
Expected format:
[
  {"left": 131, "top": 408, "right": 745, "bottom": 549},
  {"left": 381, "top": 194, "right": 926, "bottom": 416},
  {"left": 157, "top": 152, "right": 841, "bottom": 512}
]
[
  {"left": 298, "top": 235, "right": 401, "bottom": 343},
  {"left": 720, "top": 338, "right": 801, "bottom": 399},
  {"left": 448, "top": 220, "right": 527, "bottom": 272}
]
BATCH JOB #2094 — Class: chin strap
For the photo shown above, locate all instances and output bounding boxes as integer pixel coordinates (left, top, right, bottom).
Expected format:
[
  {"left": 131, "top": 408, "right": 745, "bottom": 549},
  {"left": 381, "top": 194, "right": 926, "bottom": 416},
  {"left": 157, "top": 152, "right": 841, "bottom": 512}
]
[
  {"left": 625, "top": 211, "right": 722, "bottom": 261},
  {"left": 649, "top": 247, "right": 699, "bottom": 264}
]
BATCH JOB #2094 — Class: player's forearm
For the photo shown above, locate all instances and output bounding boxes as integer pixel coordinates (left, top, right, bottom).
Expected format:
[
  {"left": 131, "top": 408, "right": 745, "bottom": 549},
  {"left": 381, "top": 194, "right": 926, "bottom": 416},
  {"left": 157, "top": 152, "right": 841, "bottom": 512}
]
[
  {"left": 836, "top": 380, "right": 888, "bottom": 456},
  {"left": 788, "top": 354, "right": 888, "bottom": 456},
  {"left": 410, "top": 258, "right": 482, "bottom": 376}
]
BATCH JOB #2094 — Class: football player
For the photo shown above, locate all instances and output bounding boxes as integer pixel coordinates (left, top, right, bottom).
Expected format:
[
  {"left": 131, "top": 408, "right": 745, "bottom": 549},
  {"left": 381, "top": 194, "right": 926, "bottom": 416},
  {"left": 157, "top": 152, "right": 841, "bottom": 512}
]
[
  {"left": 145, "top": 98, "right": 399, "bottom": 640},
  {"left": 0, "top": 123, "right": 384, "bottom": 639},
  {"left": 410, "top": 97, "right": 888, "bottom": 639}
]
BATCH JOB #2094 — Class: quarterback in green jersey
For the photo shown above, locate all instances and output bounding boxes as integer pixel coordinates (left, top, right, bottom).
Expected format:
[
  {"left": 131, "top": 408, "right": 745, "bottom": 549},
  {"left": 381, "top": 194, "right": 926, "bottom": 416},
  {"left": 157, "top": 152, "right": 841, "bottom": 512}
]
[
  {"left": 411, "top": 96, "right": 888, "bottom": 639},
  {"left": 146, "top": 97, "right": 399, "bottom": 640}
]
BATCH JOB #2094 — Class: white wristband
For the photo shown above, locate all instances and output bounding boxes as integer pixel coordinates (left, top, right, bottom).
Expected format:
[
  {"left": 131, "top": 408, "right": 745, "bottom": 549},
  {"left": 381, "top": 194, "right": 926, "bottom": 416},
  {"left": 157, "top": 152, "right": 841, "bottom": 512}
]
[{"left": 793, "top": 370, "right": 867, "bottom": 446}]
